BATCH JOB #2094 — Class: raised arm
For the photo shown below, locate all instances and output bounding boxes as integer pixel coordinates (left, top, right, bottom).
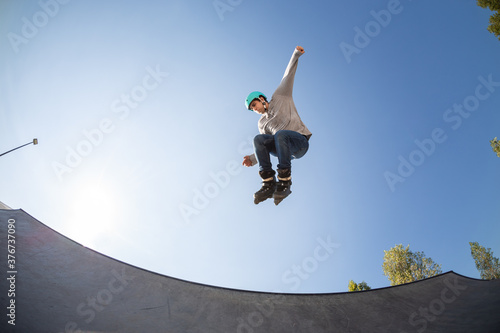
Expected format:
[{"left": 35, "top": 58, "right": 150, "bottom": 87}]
[{"left": 273, "top": 46, "right": 305, "bottom": 97}]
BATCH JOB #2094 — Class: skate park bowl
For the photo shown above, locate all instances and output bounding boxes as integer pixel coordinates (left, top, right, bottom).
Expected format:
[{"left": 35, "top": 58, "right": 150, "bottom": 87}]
[
  {"left": 2, "top": 2, "right": 500, "bottom": 332},
  {"left": 1, "top": 207, "right": 499, "bottom": 332}
]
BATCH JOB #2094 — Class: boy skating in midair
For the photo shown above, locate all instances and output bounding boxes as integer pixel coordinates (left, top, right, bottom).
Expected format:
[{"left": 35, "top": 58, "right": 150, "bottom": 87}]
[{"left": 242, "top": 46, "right": 312, "bottom": 205}]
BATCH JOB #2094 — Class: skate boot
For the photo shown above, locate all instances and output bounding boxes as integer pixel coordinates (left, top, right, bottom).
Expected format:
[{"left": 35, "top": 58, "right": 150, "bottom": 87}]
[
  {"left": 274, "top": 168, "right": 292, "bottom": 206},
  {"left": 254, "top": 170, "right": 276, "bottom": 205}
]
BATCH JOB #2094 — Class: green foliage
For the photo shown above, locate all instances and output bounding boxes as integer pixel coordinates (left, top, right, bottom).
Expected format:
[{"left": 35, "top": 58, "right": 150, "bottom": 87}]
[
  {"left": 477, "top": 0, "right": 500, "bottom": 11},
  {"left": 348, "top": 280, "right": 371, "bottom": 292},
  {"left": 382, "top": 244, "right": 442, "bottom": 286},
  {"left": 477, "top": 0, "right": 500, "bottom": 40},
  {"left": 491, "top": 137, "right": 500, "bottom": 157},
  {"left": 469, "top": 242, "right": 500, "bottom": 280}
]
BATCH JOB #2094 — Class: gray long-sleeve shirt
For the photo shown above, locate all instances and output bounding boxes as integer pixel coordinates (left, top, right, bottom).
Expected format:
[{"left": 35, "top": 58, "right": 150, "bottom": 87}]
[
  {"left": 258, "top": 48, "right": 312, "bottom": 139},
  {"left": 249, "top": 48, "right": 312, "bottom": 166}
]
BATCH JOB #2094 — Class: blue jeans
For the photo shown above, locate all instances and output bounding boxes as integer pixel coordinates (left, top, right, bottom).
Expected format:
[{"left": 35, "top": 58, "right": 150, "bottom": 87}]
[{"left": 253, "top": 130, "right": 309, "bottom": 172}]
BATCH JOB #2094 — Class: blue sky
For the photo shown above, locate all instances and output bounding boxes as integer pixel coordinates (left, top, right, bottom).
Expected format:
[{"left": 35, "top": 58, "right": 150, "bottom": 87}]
[{"left": 1, "top": 0, "right": 499, "bottom": 293}]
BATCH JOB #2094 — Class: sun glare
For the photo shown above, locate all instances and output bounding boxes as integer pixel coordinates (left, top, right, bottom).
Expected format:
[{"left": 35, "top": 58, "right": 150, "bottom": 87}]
[{"left": 67, "top": 181, "right": 119, "bottom": 248}]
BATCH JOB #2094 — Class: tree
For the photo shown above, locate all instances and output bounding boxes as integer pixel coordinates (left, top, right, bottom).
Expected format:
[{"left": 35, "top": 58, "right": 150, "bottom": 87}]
[
  {"left": 469, "top": 242, "right": 500, "bottom": 280},
  {"left": 348, "top": 280, "right": 371, "bottom": 292},
  {"left": 491, "top": 137, "right": 500, "bottom": 157},
  {"left": 477, "top": 0, "right": 500, "bottom": 40},
  {"left": 382, "top": 244, "right": 442, "bottom": 286}
]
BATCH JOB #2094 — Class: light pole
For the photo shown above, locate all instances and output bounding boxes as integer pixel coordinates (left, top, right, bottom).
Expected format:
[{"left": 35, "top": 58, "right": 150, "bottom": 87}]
[{"left": 0, "top": 139, "right": 38, "bottom": 158}]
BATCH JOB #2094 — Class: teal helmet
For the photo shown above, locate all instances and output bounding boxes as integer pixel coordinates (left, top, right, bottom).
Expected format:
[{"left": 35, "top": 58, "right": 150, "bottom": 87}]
[{"left": 245, "top": 91, "right": 267, "bottom": 110}]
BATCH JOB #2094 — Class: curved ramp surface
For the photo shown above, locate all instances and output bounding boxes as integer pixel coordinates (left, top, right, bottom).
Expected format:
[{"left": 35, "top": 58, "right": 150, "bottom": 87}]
[{"left": 1, "top": 208, "right": 499, "bottom": 333}]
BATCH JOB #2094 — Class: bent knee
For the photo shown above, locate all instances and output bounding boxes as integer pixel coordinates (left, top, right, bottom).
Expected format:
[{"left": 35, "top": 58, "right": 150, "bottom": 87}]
[
  {"left": 274, "top": 130, "right": 292, "bottom": 143},
  {"left": 254, "top": 134, "right": 271, "bottom": 146}
]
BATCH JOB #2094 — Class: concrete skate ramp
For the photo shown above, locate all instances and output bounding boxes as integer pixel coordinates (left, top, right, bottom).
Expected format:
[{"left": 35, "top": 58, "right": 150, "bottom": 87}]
[{"left": 1, "top": 208, "right": 499, "bottom": 333}]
